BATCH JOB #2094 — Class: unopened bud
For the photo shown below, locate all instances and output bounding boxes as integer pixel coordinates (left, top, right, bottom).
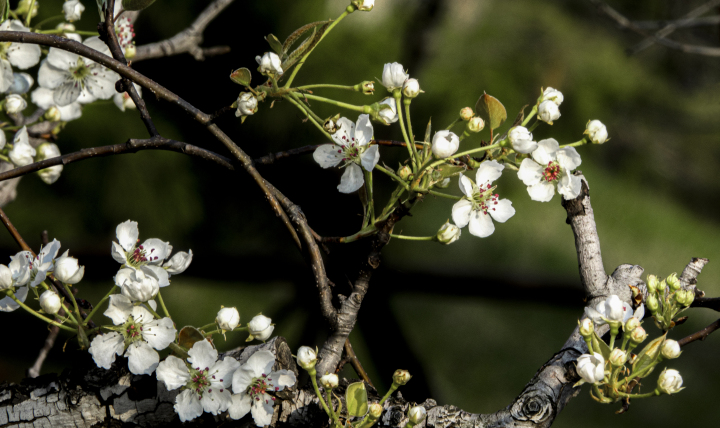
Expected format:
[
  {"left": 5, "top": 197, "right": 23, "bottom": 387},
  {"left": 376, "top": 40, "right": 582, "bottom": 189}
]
[
  {"left": 661, "top": 340, "right": 681, "bottom": 359},
  {"left": 296, "top": 346, "right": 317, "bottom": 371},
  {"left": 579, "top": 318, "right": 594, "bottom": 338},
  {"left": 459, "top": 107, "right": 474, "bottom": 121},
  {"left": 39, "top": 290, "right": 62, "bottom": 315},
  {"left": 657, "top": 368, "right": 683, "bottom": 394},
  {"left": 436, "top": 221, "right": 461, "bottom": 245},
  {"left": 657, "top": 279, "right": 667, "bottom": 293},
  {"left": 466, "top": 116, "right": 485, "bottom": 133},
  {"left": 392, "top": 369, "right": 412, "bottom": 386},
  {"left": 44, "top": 106, "right": 62, "bottom": 122},
  {"left": 320, "top": 372, "right": 339, "bottom": 389},
  {"left": 630, "top": 326, "right": 648, "bottom": 344},
  {"left": 398, "top": 164, "right": 412, "bottom": 180},
  {"left": 676, "top": 289, "right": 694, "bottom": 307},
  {"left": 402, "top": 78, "right": 421, "bottom": 98},
  {"left": 353, "top": 0, "right": 374, "bottom": 11},
  {"left": 666, "top": 273, "right": 681, "bottom": 291},
  {"left": 4, "top": 94, "right": 27, "bottom": 114},
  {"left": 647, "top": 274, "right": 659, "bottom": 294},
  {"left": 124, "top": 44, "right": 137, "bottom": 59},
  {"left": 216, "top": 307, "right": 240, "bottom": 331},
  {"left": 646, "top": 294, "right": 659, "bottom": 313},
  {"left": 407, "top": 406, "right": 427, "bottom": 425},
  {"left": 609, "top": 348, "right": 627, "bottom": 367},
  {"left": 368, "top": 403, "right": 383, "bottom": 418},
  {"left": 624, "top": 317, "right": 640, "bottom": 333}
]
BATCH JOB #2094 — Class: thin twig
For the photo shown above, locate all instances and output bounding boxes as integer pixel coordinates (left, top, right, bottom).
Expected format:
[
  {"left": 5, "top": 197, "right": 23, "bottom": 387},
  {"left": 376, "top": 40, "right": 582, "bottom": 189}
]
[
  {"left": 633, "top": 15, "right": 720, "bottom": 30},
  {"left": 343, "top": 339, "right": 374, "bottom": 387},
  {"left": 692, "top": 297, "right": 720, "bottom": 311},
  {"left": 678, "top": 318, "right": 720, "bottom": 347},
  {"left": 0, "top": 206, "right": 33, "bottom": 252},
  {"left": 253, "top": 140, "right": 422, "bottom": 166}
]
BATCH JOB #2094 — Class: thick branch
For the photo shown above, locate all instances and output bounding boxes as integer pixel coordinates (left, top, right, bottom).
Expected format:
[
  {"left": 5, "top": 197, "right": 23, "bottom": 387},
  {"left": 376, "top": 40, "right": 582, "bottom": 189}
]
[{"left": 133, "top": 0, "right": 235, "bottom": 62}]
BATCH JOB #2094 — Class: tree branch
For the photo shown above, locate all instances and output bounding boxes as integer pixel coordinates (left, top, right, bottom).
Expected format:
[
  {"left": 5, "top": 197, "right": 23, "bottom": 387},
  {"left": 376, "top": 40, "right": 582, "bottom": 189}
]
[
  {"left": 678, "top": 318, "right": 720, "bottom": 347},
  {"left": 132, "top": 0, "right": 235, "bottom": 62}
]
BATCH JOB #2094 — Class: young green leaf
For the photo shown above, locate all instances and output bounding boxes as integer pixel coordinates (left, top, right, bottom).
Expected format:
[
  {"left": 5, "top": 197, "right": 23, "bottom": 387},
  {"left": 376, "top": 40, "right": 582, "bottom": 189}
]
[
  {"left": 591, "top": 330, "right": 611, "bottom": 361},
  {"left": 230, "top": 68, "right": 252, "bottom": 86},
  {"left": 475, "top": 92, "right": 507, "bottom": 131},
  {"left": 345, "top": 382, "right": 369, "bottom": 417},
  {"left": 265, "top": 34, "right": 284, "bottom": 56},
  {"left": 631, "top": 333, "right": 666, "bottom": 378},
  {"left": 178, "top": 326, "right": 205, "bottom": 351}
]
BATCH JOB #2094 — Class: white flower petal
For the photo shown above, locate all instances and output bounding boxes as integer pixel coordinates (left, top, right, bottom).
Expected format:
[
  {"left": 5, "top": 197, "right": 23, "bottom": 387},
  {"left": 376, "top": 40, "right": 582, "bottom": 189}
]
[
  {"left": 557, "top": 147, "right": 582, "bottom": 171},
  {"left": 142, "top": 265, "right": 170, "bottom": 288},
  {"left": 245, "top": 351, "right": 275, "bottom": 378},
  {"left": 557, "top": 174, "right": 582, "bottom": 200},
  {"left": 228, "top": 393, "right": 252, "bottom": 420},
  {"left": 475, "top": 160, "right": 504, "bottom": 186},
  {"left": 0, "top": 285, "right": 27, "bottom": 312},
  {"left": 187, "top": 339, "right": 218, "bottom": 371},
  {"left": 251, "top": 394, "right": 275, "bottom": 427},
  {"left": 104, "top": 294, "right": 133, "bottom": 325},
  {"left": 141, "top": 238, "right": 171, "bottom": 264},
  {"left": 126, "top": 341, "right": 160, "bottom": 375},
  {"left": 532, "top": 139, "right": 559, "bottom": 165},
  {"left": 116, "top": 220, "right": 139, "bottom": 252},
  {"left": 331, "top": 117, "right": 355, "bottom": 147},
  {"left": 211, "top": 357, "right": 241, "bottom": 388},
  {"left": 360, "top": 144, "right": 379, "bottom": 171},
  {"left": 270, "top": 370, "right": 296, "bottom": 390},
  {"left": 85, "top": 66, "right": 120, "bottom": 100},
  {"left": 313, "top": 144, "right": 344, "bottom": 169},
  {"left": 201, "top": 388, "right": 233, "bottom": 415},
  {"left": 468, "top": 210, "right": 495, "bottom": 238},
  {"left": 488, "top": 198, "right": 515, "bottom": 223},
  {"left": 111, "top": 241, "right": 127, "bottom": 264},
  {"left": 527, "top": 182, "right": 555, "bottom": 202},
  {"left": 164, "top": 250, "right": 193, "bottom": 275},
  {"left": 174, "top": 389, "right": 203, "bottom": 422},
  {"left": 7, "top": 43, "right": 41, "bottom": 70},
  {"left": 0, "top": 59, "right": 14, "bottom": 93},
  {"left": 88, "top": 332, "right": 124, "bottom": 369},
  {"left": 143, "top": 317, "right": 176, "bottom": 350},
  {"left": 232, "top": 366, "right": 256, "bottom": 393},
  {"left": 338, "top": 163, "right": 364, "bottom": 193},
  {"left": 517, "top": 158, "right": 543, "bottom": 186},
  {"left": 354, "top": 114, "right": 373, "bottom": 146},
  {"left": 451, "top": 199, "right": 473, "bottom": 228},
  {"left": 156, "top": 356, "right": 191, "bottom": 390},
  {"left": 458, "top": 175, "right": 474, "bottom": 197}
]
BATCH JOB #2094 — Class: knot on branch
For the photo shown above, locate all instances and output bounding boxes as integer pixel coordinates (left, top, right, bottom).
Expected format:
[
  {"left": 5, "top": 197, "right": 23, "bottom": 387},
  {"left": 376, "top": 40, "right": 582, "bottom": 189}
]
[{"left": 510, "top": 390, "right": 555, "bottom": 424}]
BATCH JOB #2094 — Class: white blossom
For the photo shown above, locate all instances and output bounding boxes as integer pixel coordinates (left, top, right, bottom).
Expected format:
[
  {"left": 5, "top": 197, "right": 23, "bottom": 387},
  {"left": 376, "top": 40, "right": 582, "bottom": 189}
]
[
  {"left": 248, "top": 314, "right": 274, "bottom": 341},
  {"left": 235, "top": 92, "right": 258, "bottom": 117},
  {"left": 355, "top": 0, "right": 374, "bottom": 11},
  {"left": 216, "top": 307, "right": 240, "bottom": 331},
  {"left": 255, "top": 52, "right": 283, "bottom": 75},
  {"left": 0, "top": 20, "right": 42, "bottom": 93},
  {"left": 584, "top": 295, "right": 644, "bottom": 326},
  {"left": 115, "top": 267, "right": 161, "bottom": 302},
  {"left": 39, "top": 290, "right": 62, "bottom": 314},
  {"left": 38, "top": 37, "right": 120, "bottom": 106},
  {"left": 320, "top": 373, "right": 338, "bottom": 389},
  {"left": 35, "top": 143, "right": 64, "bottom": 184},
  {"left": 408, "top": 406, "right": 427, "bottom": 424},
  {"left": 377, "top": 97, "right": 398, "bottom": 124},
  {"left": 435, "top": 221, "right": 461, "bottom": 245},
  {"left": 576, "top": 353, "right": 605, "bottom": 384},
  {"left": 542, "top": 87, "right": 563, "bottom": 106},
  {"left": 63, "top": 0, "right": 85, "bottom": 22},
  {"left": 312, "top": 114, "right": 379, "bottom": 194},
  {"left": 431, "top": 130, "right": 459, "bottom": 158},
  {"left": 8, "top": 127, "right": 36, "bottom": 167},
  {"left": 114, "top": 14, "right": 135, "bottom": 53},
  {"left": 89, "top": 294, "right": 176, "bottom": 375},
  {"left": 31, "top": 87, "right": 82, "bottom": 122},
  {"left": 517, "top": 138, "right": 582, "bottom": 202},
  {"left": 156, "top": 339, "right": 240, "bottom": 422},
  {"left": 113, "top": 83, "right": 142, "bottom": 112},
  {"left": 451, "top": 160, "right": 515, "bottom": 238},
  {"left": 0, "top": 265, "right": 12, "bottom": 290},
  {"left": 53, "top": 250, "right": 84, "bottom": 283},
  {"left": 402, "top": 78, "right": 421, "bottom": 98},
  {"left": 537, "top": 100, "right": 560, "bottom": 124},
  {"left": 7, "top": 72, "right": 34, "bottom": 95},
  {"left": 661, "top": 340, "right": 681, "bottom": 359},
  {"left": 296, "top": 346, "right": 317, "bottom": 370},
  {"left": 228, "top": 350, "right": 296, "bottom": 426},
  {"left": 657, "top": 368, "right": 683, "bottom": 394},
  {"left": 585, "top": 120, "right": 608, "bottom": 144},
  {"left": 4, "top": 94, "right": 27, "bottom": 113},
  {"left": 381, "top": 62, "right": 408, "bottom": 91},
  {"left": 507, "top": 126, "right": 536, "bottom": 154},
  {"left": 163, "top": 250, "right": 193, "bottom": 275}
]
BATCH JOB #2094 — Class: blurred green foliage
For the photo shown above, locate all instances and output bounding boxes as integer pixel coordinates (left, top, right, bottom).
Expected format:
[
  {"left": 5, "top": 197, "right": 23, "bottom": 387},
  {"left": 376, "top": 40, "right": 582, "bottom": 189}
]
[{"left": 2, "top": 0, "right": 720, "bottom": 427}]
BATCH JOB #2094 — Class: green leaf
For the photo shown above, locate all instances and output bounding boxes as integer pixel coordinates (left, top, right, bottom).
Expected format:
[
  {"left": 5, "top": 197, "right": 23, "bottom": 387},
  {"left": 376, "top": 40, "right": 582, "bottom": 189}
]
[
  {"left": 122, "top": 0, "right": 157, "bottom": 11},
  {"left": 229, "top": 68, "right": 252, "bottom": 86},
  {"left": 283, "top": 21, "right": 331, "bottom": 53},
  {"left": 281, "top": 22, "right": 331, "bottom": 72},
  {"left": 591, "top": 330, "right": 611, "bottom": 361},
  {"left": 265, "top": 34, "right": 284, "bottom": 56},
  {"left": 345, "top": 382, "right": 368, "bottom": 417},
  {"left": 436, "top": 164, "right": 465, "bottom": 179},
  {"left": 424, "top": 118, "right": 432, "bottom": 143},
  {"left": 631, "top": 333, "right": 666, "bottom": 378},
  {"left": 0, "top": 0, "right": 8, "bottom": 24},
  {"left": 178, "top": 326, "right": 205, "bottom": 351},
  {"left": 475, "top": 92, "right": 507, "bottom": 130}
]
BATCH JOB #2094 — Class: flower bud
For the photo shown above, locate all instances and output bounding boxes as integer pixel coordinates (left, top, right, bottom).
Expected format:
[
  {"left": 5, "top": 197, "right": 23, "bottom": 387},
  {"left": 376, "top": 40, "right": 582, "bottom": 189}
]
[
  {"left": 436, "top": 221, "right": 461, "bottom": 245},
  {"left": 646, "top": 294, "right": 659, "bottom": 313},
  {"left": 657, "top": 279, "right": 667, "bottom": 293},
  {"left": 39, "top": 290, "right": 62, "bottom": 315},
  {"left": 45, "top": 106, "right": 62, "bottom": 122},
  {"left": 377, "top": 98, "right": 398, "bottom": 124},
  {"left": 408, "top": 406, "right": 427, "bottom": 425},
  {"left": 435, "top": 177, "right": 450, "bottom": 188},
  {"left": 666, "top": 273, "right": 681, "bottom": 291},
  {"left": 431, "top": 130, "right": 459, "bottom": 158},
  {"left": 585, "top": 120, "right": 608, "bottom": 144},
  {"left": 235, "top": 92, "right": 258, "bottom": 119},
  {"left": 466, "top": 116, "right": 485, "bottom": 133},
  {"left": 0, "top": 265, "right": 12, "bottom": 290},
  {"left": 124, "top": 44, "right": 137, "bottom": 59},
  {"left": 630, "top": 326, "right": 648, "bottom": 344},
  {"left": 661, "top": 339, "right": 681, "bottom": 359},
  {"left": 381, "top": 62, "right": 408, "bottom": 91},
  {"left": 63, "top": 0, "right": 85, "bottom": 22},
  {"left": 392, "top": 369, "right": 411, "bottom": 385},
  {"left": 624, "top": 316, "right": 640, "bottom": 333},
  {"left": 368, "top": 403, "right": 383, "bottom": 418},
  {"left": 576, "top": 352, "right": 605, "bottom": 384},
  {"left": 255, "top": 52, "right": 283, "bottom": 76},
  {"left": 646, "top": 274, "right": 659, "bottom": 294},
  {"left": 609, "top": 348, "right": 627, "bottom": 367},
  {"left": 248, "top": 314, "right": 274, "bottom": 341},
  {"left": 35, "top": 143, "right": 64, "bottom": 185},
  {"left": 4, "top": 94, "right": 27, "bottom": 114},
  {"left": 402, "top": 78, "right": 421, "bottom": 98},
  {"left": 542, "top": 87, "right": 564, "bottom": 106},
  {"left": 8, "top": 73, "right": 34, "bottom": 95},
  {"left": 353, "top": 0, "right": 374, "bottom": 11},
  {"left": 53, "top": 251, "right": 84, "bottom": 283},
  {"left": 398, "top": 164, "right": 412, "bottom": 180},
  {"left": 507, "top": 126, "right": 536, "bottom": 154},
  {"left": 579, "top": 318, "right": 594, "bottom": 338},
  {"left": 657, "top": 368, "right": 683, "bottom": 394},
  {"left": 56, "top": 22, "right": 76, "bottom": 32},
  {"left": 296, "top": 346, "right": 317, "bottom": 371},
  {"left": 675, "top": 289, "right": 694, "bottom": 307},
  {"left": 459, "top": 107, "right": 474, "bottom": 121},
  {"left": 320, "top": 372, "right": 339, "bottom": 389},
  {"left": 8, "top": 128, "right": 35, "bottom": 167},
  {"left": 537, "top": 100, "right": 560, "bottom": 125},
  {"left": 17, "top": 0, "right": 39, "bottom": 17},
  {"left": 216, "top": 307, "right": 240, "bottom": 331}
]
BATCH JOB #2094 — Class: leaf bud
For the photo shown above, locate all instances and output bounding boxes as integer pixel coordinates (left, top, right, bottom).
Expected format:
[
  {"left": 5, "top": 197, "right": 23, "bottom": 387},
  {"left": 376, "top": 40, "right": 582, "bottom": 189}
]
[
  {"left": 459, "top": 107, "right": 474, "bottom": 121},
  {"left": 666, "top": 273, "right": 681, "bottom": 291},
  {"left": 630, "top": 326, "right": 648, "bottom": 344},
  {"left": 608, "top": 348, "right": 627, "bottom": 367},
  {"left": 39, "top": 290, "right": 62, "bottom": 315},
  {"left": 392, "top": 369, "right": 412, "bottom": 386},
  {"left": 466, "top": 116, "right": 485, "bottom": 133},
  {"left": 646, "top": 274, "right": 659, "bottom": 294},
  {"left": 660, "top": 339, "right": 681, "bottom": 359},
  {"left": 579, "top": 318, "right": 594, "bottom": 338},
  {"left": 675, "top": 289, "right": 694, "bottom": 307},
  {"left": 657, "top": 279, "right": 667, "bottom": 293}
]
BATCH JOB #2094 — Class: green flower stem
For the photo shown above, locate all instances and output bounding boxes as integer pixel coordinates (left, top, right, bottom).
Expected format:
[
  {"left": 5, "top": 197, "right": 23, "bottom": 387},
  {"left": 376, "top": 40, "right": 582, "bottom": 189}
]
[
  {"left": 393, "top": 92, "right": 416, "bottom": 171},
  {"left": 203, "top": 329, "right": 223, "bottom": 336},
  {"left": 289, "top": 93, "right": 325, "bottom": 125},
  {"left": 5, "top": 290, "right": 76, "bottom": 333},
  {"left": 199, "top": 322, "right": 217, "bottom": 332},
  {"left": 609, "top": 323, "right": 619, "bottom": 350},
  {"left": 445, "top": 117, "right": 461, "bottom": 130},
  {"left": 560, "top": 139, "right": 587, "bottom": 148},
  {"left": 380, "top": 184, "right": 406, "bottom": 219},
  {"left": 284, "top": 95, "right": 334, "bottom": 142},
  {"left": 168, "top": 342, "right": 189, "bottom": 360},
  {"left": 32, "top": 14, "right": 65, "bottom": 30},
  {"left": 390, "top": 234, "right": 434, "bottom": 241},
  {"left": 424, "top": 141, "right": 503, "bottom": 171},
  {"left": 0, "top": 154, "right": 10, "bottom": 163},
  {"left": 157, "top": 290, "right": 171, "bottom": 319},
  {"left": 591, "top": 384, "right": 613, "bottom": 404},
  {"left": 300, "top": 93, "right": 369, "bottom": 114},
  {"left": 613, "top": 389, "right": 660, "bottom": 399},
  {"left": 63, "top": 282, "right": 84, "bottom": 325},
  {"left": 379, "top": 383, "right": 399, "bottom": 405},
  {"left": 284, "top": 7, "right": 355, "bottom": 88},
  {"left": 427, "top": 189, "right": 462, "bottom": 200},
  {"left": 527, "top": 121, "right": 540, "bottom": 133},
  {"left": 364, "top": 169, "right": 376, "bottom": 226},
  {"left": 25, "top": 0, "right": 37, "bottom": 26},
  {"left": 620, "top": 334, "right": 630, "bottom": 351},
  {"left": 309, "top": 369, "right": 332, "bottom": 416},
  {"left": 326, "top": 391, "right": 337, "bottom": 423},
  {"left": 405, "top": 422, "right": 418, "bottom": 428},
  {"left": 356, "top": 411, "right": 381, "bottom": 428},
  {"left": 331, "top": 225, "right": 379, "bottom": 243},
  {"left": 521, "top": 105, "right": 538, "bottom": 127},
  {"left": 146, "top": 304, "right": 163, "bottom": 320},
  {"left": 83, "top": 285, "right": 117, "bottom": 326},
  {"left": 297, "top": 84, "right": 359, "bottom": 92},
  {"left": 374, "top": 164, "right": 409, "bottom": 189},
  {"left": 404, "top": 99, "right": 420, "bottom": 168},
  {"left": 38, "top": 29, "right": 99, "bottom": 36},
  {"left": 584, "top": 337, "right": 594, "bottom": 354}
]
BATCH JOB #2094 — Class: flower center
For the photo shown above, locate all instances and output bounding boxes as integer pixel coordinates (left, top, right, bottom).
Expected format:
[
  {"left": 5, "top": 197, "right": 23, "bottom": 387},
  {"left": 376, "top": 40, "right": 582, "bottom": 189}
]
[
  {"left": 542, "top": 161, "right": 561, "bottom": 183},
  {"left": 471, "top": 183, "right": 500, "bottom": 215},
  {"left": 247, "top": 374, "right": 279, "bottom": 404},
  {"left": 122, "top": 315, "right": 144, "bottom": 344},
  {"left": 125, "top": 241, "right": 159, "bottom": 267},
  {"left": 70, "top": 58, "right": 92, "bottom": 83},
  {"left": 336, "top": 135, "right": 364, "bottom": 165}
]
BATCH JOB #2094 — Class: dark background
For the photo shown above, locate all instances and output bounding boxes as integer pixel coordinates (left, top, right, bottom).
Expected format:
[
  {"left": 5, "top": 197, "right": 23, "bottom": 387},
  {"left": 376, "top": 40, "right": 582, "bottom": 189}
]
[{"left": 2, "top": 0, "right": 720, "bottom": 427}]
